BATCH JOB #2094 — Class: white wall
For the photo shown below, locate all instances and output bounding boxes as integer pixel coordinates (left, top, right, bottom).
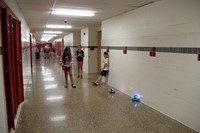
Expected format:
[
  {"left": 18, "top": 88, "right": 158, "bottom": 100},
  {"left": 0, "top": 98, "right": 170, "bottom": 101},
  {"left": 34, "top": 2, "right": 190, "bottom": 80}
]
[
  {"left": 64, "top": 33, "right": 73, "bottom": 46},
  {"left": 72, "top": 32, "right": 81, "bottom": 57},
  {"left": 102, "top": 0, "right": 200, "bottom": 132},
  {"left": 73, "top": 32, "right": 81, "bottom": 46},
  {"left": 81, "top": 28, "right": 89, "bottom": 73},
  {"left": 63, "top": 31, "right": 81, "bottom": 59},
  {"left": 81, "top": 27, "right": 98, "bottom": 73},
  {"left": 4, "top": 0, "right": 30, "bottom": 42}
]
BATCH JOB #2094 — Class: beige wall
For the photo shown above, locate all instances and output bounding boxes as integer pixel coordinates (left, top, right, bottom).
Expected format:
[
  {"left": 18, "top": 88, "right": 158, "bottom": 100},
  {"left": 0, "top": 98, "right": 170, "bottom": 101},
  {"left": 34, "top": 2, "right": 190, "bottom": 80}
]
[{"left": 102, "top": 0, "right": 200, "bottom": 132}]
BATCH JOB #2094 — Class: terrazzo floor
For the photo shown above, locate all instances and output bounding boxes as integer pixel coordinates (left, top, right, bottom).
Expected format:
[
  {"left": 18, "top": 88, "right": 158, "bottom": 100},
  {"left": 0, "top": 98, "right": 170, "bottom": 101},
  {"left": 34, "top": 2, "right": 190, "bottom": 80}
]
[{"left": 15, "top": 54, "right": 197, "bottom": 133}]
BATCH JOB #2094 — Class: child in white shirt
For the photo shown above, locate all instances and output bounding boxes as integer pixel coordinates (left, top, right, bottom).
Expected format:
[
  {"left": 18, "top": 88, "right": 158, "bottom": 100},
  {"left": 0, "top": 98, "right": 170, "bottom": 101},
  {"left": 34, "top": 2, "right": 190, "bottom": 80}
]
[{"left": 93, "top": 52, "right": 109, "bottom": 86}]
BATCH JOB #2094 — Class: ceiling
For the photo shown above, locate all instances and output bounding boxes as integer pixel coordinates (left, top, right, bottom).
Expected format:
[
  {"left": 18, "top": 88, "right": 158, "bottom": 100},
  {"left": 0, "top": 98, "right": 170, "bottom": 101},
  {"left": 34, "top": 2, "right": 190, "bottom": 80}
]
[{"left": 15, "top": 0, "right": 159, "bottom": 43}]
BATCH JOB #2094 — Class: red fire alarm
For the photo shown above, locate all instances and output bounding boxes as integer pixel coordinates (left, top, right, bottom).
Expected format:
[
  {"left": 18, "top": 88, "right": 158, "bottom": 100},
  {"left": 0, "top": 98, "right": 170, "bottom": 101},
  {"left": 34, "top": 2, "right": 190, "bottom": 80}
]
[
  {"left": 90, "top": 46, "right": 94, "bottom": 51},
  {"left": 150, "top": 51, "right": 156, "bottom": 57},
  {"left": 107, "top": 46, "right": 109, "bottom": 52},
  {"left": 198, "top": 54, "right": 200, "bottom": 61},
  {"left": 123, "top": 46, "right": 127, "bottom": 54},
  {"left": 150, "top": 47, "right": 156, "bottom": 57},
  {"left": 30, "top": 28, "right": 36, "bottom": 34}
]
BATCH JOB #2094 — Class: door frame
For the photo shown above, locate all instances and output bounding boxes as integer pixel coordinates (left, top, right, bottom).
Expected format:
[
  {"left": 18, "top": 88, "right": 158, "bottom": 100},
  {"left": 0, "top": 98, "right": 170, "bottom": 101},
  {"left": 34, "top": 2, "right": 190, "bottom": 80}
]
[{"left": 97, "top": 31, "right": 102, "bottom": 73}]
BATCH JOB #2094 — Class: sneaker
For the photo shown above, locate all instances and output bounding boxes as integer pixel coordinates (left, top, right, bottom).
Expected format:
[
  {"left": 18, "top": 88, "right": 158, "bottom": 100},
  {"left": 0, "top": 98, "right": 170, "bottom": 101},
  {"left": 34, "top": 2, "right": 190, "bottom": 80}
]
[
  {"left": 72, "top": 84, "right": 76, "bottom": 88},
  {"left": 93, "top": 82, "right": 98, "bottom": 86}
]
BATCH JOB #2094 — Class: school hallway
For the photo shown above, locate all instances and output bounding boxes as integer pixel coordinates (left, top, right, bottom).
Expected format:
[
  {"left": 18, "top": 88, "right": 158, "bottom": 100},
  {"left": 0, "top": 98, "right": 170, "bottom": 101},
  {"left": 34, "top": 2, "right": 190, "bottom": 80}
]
[
  {"left": 12, "top": 54, "right": 197, "bottom": 133},
  {"left": 0, "top": 0, "right": 200, "bottom": 132}
]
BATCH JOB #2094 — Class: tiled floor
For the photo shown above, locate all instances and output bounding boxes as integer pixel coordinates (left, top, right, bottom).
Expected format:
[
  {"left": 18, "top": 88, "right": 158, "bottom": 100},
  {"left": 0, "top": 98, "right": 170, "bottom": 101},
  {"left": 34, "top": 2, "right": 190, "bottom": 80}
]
[{"left": 15, "top": 54, "right": 197, "bottom": 133}]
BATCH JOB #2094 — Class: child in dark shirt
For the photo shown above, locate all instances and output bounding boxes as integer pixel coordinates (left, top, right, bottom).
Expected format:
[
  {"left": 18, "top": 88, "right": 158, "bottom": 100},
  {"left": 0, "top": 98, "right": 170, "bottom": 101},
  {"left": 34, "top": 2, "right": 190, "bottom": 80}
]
[{"left": 75, "top": 45, "right": 84, "bottom": 78}]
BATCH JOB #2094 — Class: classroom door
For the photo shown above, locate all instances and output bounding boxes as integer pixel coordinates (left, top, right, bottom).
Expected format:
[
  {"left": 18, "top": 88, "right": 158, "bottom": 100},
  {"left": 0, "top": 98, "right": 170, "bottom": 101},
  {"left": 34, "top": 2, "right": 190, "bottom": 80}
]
[
  {"left": 97, "top": 31, "right": 102, "bottom": 73},
  {"left": 56, "top": 41, "right": 62, "bottom": 57},
  {"left": 1, "top": 7, "right": 24, "bottom": 130},
  {"left": 13, "top": 17, "right": 24, "bottom": 105}
]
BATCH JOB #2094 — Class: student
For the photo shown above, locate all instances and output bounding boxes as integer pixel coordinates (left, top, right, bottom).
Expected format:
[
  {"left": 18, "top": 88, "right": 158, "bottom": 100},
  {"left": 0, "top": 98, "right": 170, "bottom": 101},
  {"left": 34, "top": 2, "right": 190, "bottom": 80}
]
[
  {"left": 93, "top": 52, "right": 109, "bottom": 86},
  {"left": 75, "top": 45, "right": 84, "bottom": 78},
  {"left": 62, "top": 47, "right": 76, "bottom": 88},
  {"left": 52, "top": 47, "right": 56, "bottom": 55},
  {"left": 44, "top": 45, "right": 50, "bottom": 59},
  {"left": 52, "top": 46, "right": 56, "bottom": 59}
]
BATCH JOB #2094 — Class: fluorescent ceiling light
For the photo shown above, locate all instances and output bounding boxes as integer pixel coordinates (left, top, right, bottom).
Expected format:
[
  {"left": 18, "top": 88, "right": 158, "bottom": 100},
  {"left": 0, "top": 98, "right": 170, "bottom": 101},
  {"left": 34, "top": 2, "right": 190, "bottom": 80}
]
[
  {"left": 46, "top": 25, "right": 71, "bottom": 29},
  {"left": 42, "top": 34, "right": 57, "bottom": 37},
  {"left": 52, "top": 9, "right": 95, "bottom": 16},
  {"left": 41, "top": 38, "right": 53, "bottom": 40},
  {"left": 44, "top": 31, "right": 62, "bottom": 34},
  {"left": 42, "top": 36, "right": 53, "bottom": 39},
  {"left": 41, "top": 37, "right": 53, "bottom": 42},
  {"left": 41, "top": 40, "right": 49, "bottom": 42}
]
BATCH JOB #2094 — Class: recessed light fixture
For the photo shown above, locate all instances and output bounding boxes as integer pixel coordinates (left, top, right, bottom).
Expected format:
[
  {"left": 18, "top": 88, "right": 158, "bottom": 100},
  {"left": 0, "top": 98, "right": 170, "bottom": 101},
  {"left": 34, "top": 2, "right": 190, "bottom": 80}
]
[
  {"left": 44, "top": 31, "right": 62, "bottom": 34},
  {"left": 46, "top": 24, "right": 72, "bottom": 29},
  {"left": 52, "top": 9, "right": 95, "bottom": 16}
]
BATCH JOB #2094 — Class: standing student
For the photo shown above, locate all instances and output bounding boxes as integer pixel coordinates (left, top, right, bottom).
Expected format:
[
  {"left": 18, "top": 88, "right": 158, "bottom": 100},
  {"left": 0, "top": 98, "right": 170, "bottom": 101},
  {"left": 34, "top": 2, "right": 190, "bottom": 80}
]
[
  {"left": 93, "top": 52, "right": 109, "bottom": 86},
  {"left": 52, "top": 46, "right": 56, "bottom": 59},
  {"left": 75, "top": 45, "right": 84, "bottom": 78},
  {"left": 44, "top": 45, "right": 50, "bottom": 59},
  {"left": 62, "top": 47, "right": 76, "bottom": 88}
]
